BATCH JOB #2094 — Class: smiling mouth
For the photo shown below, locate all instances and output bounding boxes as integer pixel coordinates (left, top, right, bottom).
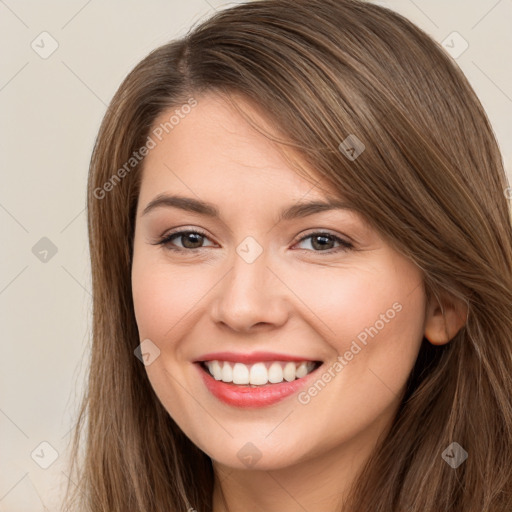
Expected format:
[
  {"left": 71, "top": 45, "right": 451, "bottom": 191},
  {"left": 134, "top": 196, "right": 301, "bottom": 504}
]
[{"left": 199, "top": 360, "right": 323, "bottom": 387}]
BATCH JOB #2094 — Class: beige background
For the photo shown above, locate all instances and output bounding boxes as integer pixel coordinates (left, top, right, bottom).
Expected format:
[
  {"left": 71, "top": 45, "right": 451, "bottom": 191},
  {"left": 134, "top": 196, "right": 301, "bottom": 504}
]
[{"left": 1, "top": 1, "right": 511, "bottom": 510}]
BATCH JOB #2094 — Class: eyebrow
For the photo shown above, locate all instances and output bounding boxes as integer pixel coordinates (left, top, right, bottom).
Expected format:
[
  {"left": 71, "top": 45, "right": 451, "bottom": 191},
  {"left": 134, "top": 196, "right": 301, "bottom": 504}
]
[{"left": 141, "top": 193, "right": 354, "bottom": 222}]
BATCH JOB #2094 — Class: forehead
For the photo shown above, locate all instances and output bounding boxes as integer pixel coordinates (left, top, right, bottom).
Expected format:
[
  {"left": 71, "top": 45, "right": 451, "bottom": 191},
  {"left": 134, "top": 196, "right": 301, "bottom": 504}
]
[
  {"left": 135, "top": 94, "right": 382, "bottom": 245},
  {"left": 139, "top": 92, "right": 333, "bottom": 203}
]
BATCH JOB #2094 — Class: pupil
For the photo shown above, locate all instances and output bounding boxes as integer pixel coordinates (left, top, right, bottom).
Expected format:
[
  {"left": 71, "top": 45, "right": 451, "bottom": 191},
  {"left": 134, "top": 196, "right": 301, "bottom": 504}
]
[
  {"left": 183, "top": 233, "right": 202, "bottom": 249},
  {"left": 312, "top": 235, "right": 332, "bottom": 251}
]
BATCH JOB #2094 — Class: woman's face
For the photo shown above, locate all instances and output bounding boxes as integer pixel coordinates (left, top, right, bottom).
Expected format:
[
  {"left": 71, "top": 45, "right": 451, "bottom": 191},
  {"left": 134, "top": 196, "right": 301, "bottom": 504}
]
[{"left": 131, "top": 92, "right": 427, "bottom": 471}]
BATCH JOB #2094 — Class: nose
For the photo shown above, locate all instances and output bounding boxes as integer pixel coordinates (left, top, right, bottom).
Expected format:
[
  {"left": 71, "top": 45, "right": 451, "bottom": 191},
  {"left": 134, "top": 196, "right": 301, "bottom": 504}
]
[{"left": 210, "top": 249, "right": 291, "bottom": 333}]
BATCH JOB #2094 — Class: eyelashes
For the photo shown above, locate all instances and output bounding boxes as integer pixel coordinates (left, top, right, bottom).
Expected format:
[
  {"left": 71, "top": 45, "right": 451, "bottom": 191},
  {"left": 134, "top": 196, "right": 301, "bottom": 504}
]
[
  {"left": 157, "top": 229, "right": 214, "bottom": 252},
  {"left": 154, "top": 228, "right": 354, "bottom": 255}
]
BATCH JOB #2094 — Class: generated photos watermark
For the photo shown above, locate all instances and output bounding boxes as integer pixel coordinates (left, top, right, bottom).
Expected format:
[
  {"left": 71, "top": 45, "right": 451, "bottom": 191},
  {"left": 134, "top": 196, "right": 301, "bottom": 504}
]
[
  {"left": 93, "top": 97, "right": 197, "bottom": 200},
  {"left": 298, "top": 301, "right": 403, "bottom": 405}
]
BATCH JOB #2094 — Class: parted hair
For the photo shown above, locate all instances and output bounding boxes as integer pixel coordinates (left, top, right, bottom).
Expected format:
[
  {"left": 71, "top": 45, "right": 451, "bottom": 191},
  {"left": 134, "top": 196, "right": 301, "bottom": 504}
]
[{"left": 62, "top": 1, "right": 512, "bottom": 510}]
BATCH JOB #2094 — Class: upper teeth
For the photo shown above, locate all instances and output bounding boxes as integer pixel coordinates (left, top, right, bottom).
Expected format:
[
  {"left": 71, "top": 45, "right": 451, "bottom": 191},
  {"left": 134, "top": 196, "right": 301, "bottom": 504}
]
[{"left": 204, "top": 360, "right": 317, "bottom": 385}]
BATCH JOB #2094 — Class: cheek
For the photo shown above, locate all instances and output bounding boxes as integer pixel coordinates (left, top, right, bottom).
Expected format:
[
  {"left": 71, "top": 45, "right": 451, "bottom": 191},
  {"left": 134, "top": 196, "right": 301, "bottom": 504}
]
[
  {"left": 290, "top": 271, "right": 425, "bottom": 449},
  {"left": 333, "top": 277, "right": 425, "bottom": 401},
  {"left": 131, "top": 253, "right": 207, "bottom": 341},
  {"left": 292, "top": 261, "right": 425, "bottom": 396},
  {"left": 283, "top": 261, "right": 423, "bottom": 348},
  {"left": 130, "top": 254, "right": 206, "bottom": 424}
]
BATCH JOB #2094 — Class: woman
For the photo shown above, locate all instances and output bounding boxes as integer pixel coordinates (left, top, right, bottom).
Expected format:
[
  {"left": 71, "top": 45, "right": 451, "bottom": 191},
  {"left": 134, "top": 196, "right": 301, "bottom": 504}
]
[{"left": 63, "top": 0, "right": 512, "bottom": 510}]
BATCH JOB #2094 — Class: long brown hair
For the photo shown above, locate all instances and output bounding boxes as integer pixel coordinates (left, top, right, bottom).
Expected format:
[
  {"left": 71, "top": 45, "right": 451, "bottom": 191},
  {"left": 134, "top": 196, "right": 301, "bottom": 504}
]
[{"left": 62, "top": 0, "right": 512, "bottom": 510}]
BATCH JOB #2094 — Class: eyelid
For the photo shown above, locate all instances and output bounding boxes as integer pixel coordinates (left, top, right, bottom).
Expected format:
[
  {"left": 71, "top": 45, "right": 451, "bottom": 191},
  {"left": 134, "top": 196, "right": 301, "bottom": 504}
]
[
  {"left": 154, "top": 226, "right": 354, "bottom": 255},
  {"left": 153, "top": 226, "right": 214, "bottom": 247},
  {"left": 156, "top": 226, "right": 352, "bottom": 243},
  {"left": 292, "top": 228, "right": 352, "bottom": 245},
  {"left": 292, "top": 231, "right": 354, "bottom": 253}
]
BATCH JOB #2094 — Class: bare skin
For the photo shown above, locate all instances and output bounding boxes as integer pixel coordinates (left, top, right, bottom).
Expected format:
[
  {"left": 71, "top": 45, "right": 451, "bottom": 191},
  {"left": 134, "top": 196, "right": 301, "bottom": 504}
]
[{"left": 131, "top": 92, "right": 467, "bottom": 512}]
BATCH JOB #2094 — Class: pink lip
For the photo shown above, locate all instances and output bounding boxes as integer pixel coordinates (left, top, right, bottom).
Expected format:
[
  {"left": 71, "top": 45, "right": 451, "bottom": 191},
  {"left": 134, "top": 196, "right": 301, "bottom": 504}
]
[
  {"left": 195, "top": 360, "right": 322, "bottom": 408},
  {"left": 195, "top": 351, "right": 318, "bottom": 364}
]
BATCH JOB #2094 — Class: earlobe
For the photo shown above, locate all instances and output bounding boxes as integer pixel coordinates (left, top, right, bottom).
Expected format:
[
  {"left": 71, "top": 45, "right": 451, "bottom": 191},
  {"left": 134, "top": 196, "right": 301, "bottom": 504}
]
[{"left": 424, "top": 292, "right": 468, "bottom": 346}]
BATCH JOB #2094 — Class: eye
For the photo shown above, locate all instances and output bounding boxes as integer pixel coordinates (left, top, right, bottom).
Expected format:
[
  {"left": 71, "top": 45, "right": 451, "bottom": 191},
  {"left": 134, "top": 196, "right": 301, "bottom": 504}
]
[
  {"left": 154, "top": 229, "right": 353, "bottom": 255},
  {"left": 293, "top": 232, "right": 353, "bottom": 253},
  {"left": 156, "top": 229, "right": 216, "bottom": 252}
]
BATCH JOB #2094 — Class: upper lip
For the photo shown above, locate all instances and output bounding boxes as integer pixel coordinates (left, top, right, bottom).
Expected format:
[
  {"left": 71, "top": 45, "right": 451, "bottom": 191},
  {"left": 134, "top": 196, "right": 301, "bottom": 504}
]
[{"left": 194, "top": 351, "right": 321, "bottom": 364}]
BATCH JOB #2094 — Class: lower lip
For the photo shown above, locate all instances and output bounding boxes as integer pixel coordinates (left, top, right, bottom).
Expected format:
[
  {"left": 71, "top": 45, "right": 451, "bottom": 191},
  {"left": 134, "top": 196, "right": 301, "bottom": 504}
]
[{"left": 195, "top": 363, "right": 321, "bottom": 408}]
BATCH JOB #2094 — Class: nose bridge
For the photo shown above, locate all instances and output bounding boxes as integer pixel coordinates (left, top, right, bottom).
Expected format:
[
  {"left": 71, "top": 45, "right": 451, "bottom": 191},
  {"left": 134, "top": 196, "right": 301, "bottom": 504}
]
[
  {"left": 227, "top": 238, "right": 272, "bottom": 307},
  {"left": 227, "top": 233, "right": 270, "bottom": 289},
  {"left": 211, "top": 236, "right": 289, "bottom": 331}
]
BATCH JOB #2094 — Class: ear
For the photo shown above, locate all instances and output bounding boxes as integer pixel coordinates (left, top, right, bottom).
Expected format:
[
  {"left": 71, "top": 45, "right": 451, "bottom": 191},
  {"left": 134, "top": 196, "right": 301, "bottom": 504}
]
[{"left": 424, "top": 291, "right": 468, "bottom": 346}]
